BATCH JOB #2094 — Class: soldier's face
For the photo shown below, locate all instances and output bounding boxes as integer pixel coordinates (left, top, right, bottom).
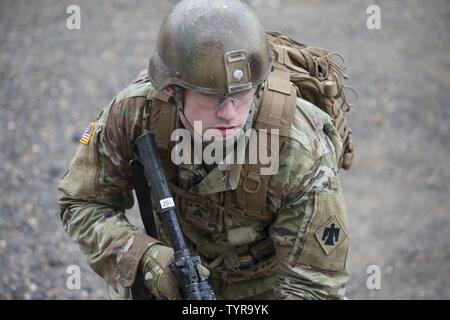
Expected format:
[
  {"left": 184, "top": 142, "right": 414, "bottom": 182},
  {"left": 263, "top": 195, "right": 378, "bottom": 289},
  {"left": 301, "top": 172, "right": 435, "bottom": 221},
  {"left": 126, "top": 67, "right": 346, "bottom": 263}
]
[{"left": 180, "top": 88, "right": 256, "bottom": 139}]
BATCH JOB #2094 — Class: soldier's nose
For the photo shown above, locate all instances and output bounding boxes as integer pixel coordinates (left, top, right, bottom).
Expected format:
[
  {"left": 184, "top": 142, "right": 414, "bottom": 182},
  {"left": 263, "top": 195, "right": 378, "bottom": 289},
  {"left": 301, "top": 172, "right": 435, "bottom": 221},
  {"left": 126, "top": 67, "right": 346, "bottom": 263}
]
[{"left": 216, "top": 99, "right": 238, "bottom": 121}]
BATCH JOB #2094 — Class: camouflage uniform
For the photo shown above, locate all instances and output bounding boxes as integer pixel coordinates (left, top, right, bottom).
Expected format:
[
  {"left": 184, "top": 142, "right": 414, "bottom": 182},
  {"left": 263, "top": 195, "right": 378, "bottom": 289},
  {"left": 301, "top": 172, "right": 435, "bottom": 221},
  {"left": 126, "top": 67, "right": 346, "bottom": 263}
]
[{"left": 58, "top": 72, "right": 349, "bottom": 300}]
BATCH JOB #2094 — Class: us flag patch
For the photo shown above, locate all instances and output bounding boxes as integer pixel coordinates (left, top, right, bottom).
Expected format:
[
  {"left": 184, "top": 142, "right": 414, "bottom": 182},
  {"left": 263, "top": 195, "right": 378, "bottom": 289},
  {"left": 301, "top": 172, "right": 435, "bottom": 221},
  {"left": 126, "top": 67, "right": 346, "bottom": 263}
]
[{"left": 80, "top": 122, "right": 95, "bottom": 145}]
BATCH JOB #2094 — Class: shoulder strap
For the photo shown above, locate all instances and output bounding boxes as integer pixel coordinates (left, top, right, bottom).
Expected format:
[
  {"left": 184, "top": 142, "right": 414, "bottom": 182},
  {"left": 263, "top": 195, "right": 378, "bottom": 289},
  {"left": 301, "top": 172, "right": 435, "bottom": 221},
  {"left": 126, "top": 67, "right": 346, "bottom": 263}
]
[
  {"left": 144, "top": 89, "right": 178, "bottom": 182},
  {"left": 236, "top": 68, "right": 297, "bottom": 213},
  {"left": 254, "top": 67, "right": 297, "bottom": 135}
]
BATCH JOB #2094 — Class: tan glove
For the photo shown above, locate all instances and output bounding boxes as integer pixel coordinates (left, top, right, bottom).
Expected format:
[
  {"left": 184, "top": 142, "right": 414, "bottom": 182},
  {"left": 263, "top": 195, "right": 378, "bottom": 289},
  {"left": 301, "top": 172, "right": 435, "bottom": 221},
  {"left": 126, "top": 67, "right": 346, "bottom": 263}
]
[{"left": 140, "top": 243, "right": 210, "bottom": 300}]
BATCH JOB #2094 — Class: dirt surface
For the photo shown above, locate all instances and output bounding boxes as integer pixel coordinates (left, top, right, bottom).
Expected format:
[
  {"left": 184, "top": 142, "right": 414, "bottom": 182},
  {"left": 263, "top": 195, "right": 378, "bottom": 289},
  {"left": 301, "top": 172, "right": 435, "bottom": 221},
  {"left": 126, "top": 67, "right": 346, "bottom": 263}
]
[{"left": 1, "top": 0, "right": 449, "bottom": 299}]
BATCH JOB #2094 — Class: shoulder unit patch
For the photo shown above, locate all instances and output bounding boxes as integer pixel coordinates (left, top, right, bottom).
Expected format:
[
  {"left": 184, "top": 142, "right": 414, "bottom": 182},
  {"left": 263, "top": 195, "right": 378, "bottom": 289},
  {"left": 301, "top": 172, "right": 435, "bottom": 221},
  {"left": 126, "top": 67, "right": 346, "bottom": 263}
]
[{"left": 315, "top": 215, "right": 348, "bottom": 255}]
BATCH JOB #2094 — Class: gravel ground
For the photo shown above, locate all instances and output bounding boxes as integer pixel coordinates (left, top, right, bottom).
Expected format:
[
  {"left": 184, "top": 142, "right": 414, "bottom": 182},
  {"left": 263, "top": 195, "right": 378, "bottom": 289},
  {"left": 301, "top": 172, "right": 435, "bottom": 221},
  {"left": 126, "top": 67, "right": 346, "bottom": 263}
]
[{"left": 0, "top": 0, "right": 449, "bottom": 300}]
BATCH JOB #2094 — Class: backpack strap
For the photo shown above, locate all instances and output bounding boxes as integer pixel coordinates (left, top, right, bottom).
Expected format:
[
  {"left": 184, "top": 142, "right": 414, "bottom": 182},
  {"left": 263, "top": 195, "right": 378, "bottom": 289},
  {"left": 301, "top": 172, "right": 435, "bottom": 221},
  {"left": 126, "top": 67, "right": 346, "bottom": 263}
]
[
  {"left": 254, "top": 67, "right": 297, "bottom": 135},
  {"left": 236, "top": 68, "right": 297, "bottom": 213},
  {"left": 144, "top": 89, "right": 178, "bottom": 182}
]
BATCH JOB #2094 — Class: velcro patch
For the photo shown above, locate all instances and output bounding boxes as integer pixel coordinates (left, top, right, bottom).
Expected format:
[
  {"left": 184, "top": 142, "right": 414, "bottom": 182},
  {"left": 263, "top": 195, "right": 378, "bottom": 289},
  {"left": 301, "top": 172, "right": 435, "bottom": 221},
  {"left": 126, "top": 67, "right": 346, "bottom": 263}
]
[
  {"left": 80, "top": 122, "right": 95, "bottom": 145},
  {"left": 315, "top": 215, "right": 348, "bottom": 255}
]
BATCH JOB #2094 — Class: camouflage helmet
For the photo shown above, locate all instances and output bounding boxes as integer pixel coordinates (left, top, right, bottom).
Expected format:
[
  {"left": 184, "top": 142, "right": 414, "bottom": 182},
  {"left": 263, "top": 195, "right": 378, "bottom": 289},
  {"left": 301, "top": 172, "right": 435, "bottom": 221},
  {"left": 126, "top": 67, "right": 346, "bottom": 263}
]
[{"left": 148, "top": 0, "right": 272, "bottom": 95}]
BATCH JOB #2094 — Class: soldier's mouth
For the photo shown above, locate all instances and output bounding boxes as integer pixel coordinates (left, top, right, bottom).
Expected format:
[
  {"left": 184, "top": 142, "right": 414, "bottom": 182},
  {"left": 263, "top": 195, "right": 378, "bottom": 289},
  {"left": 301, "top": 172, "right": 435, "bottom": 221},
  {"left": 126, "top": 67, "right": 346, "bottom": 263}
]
[{"left": 215, "top": 126, "right": 238, "bottom": 136}]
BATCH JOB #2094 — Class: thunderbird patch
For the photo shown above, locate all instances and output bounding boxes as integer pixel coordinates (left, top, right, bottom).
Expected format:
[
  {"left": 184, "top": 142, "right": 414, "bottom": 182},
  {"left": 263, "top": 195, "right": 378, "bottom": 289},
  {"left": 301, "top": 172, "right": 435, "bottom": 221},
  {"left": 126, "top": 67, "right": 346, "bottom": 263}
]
[
  {"left": 80, "top": 122, "right": 95, "bottom": 145},
  {"left": 315, "top": 215, "right": 348, "bottom": 255}
]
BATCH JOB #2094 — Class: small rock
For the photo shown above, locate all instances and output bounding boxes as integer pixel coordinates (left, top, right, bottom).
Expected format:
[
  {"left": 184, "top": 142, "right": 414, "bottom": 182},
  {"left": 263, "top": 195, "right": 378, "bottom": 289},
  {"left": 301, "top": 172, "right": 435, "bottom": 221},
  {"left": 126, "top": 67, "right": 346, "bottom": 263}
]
[
  {"left": 385, "top": 265, "right": 394, "bottom": 274},
  {"left": 29, "top": 283, "right": 38, "bottom": 292},
  {"left": 31, "top": 144, "right": 41, "bottom": 154},
  {"left": 8, "top": 121, "right": 16, "bottom": 131},
  {"left": 371, "top": 113, "right": 384, "bottom": 126}
]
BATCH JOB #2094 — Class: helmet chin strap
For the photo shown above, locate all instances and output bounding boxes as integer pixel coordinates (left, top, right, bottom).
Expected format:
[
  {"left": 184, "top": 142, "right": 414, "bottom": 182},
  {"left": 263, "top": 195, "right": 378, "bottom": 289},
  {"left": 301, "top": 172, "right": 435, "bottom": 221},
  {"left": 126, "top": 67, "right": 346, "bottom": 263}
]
[{"left": 172, "top": 86, "right": 204, "bottom": 143}]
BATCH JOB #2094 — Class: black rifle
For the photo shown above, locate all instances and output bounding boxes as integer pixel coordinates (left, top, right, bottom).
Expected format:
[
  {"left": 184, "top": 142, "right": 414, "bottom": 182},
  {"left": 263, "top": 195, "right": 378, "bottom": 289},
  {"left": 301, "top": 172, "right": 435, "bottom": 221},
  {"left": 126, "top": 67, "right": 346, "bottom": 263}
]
[{"left": 132, "top": 133, "right": 215, "bottom": 300}]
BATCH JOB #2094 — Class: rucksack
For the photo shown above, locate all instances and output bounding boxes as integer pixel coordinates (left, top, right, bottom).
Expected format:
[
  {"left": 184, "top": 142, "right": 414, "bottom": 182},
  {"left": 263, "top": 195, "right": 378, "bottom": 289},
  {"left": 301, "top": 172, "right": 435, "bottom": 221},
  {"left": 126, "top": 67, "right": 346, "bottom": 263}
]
[{"left": 266, "top": 31, "right": 357, "bottom": 169}]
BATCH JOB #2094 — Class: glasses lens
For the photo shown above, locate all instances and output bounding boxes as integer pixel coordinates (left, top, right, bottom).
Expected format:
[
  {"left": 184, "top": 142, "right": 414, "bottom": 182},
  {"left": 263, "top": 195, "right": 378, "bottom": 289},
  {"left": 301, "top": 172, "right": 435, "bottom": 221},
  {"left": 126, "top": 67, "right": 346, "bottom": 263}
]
[
  {"left": 218, "top": 90, "right": 254, "bottom": 108},
  {"left": 198, "top": 89, "right": 254, "bottom": 109}
]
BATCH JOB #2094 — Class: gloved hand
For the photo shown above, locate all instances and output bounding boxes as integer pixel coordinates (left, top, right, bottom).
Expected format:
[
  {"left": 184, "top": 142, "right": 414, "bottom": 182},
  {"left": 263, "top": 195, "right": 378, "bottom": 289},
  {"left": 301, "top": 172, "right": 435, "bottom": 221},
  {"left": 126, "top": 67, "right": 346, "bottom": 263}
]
[
  {"left": 140, "top": 243, "right": 210, "bottom": 300},
  {"left": 140, "top": 243, "right": 180, "bottom": 300}
]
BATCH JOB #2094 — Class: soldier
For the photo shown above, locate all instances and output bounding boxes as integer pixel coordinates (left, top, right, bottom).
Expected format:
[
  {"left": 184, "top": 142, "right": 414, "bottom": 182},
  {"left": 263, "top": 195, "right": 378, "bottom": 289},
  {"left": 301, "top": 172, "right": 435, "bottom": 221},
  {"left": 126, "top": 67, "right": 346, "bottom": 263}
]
[{"left": 58, "top": 0, "right": 350, "bottom": 300}]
